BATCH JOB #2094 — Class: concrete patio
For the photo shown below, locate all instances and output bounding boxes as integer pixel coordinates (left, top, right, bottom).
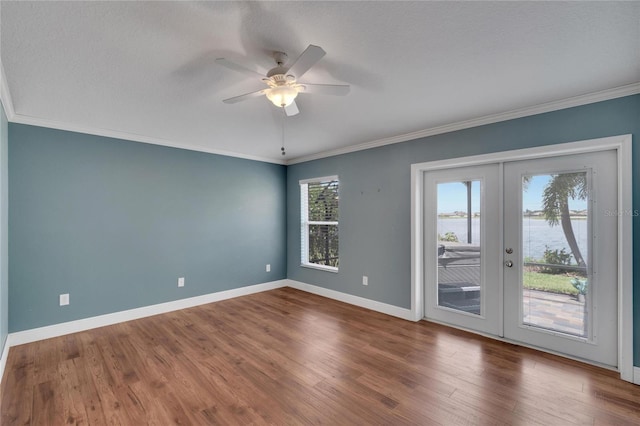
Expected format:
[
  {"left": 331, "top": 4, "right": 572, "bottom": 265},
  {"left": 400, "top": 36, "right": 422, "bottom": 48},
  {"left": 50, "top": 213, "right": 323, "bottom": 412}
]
[{"left": 437, "top": 246, "right": 586, "bottom": 337}]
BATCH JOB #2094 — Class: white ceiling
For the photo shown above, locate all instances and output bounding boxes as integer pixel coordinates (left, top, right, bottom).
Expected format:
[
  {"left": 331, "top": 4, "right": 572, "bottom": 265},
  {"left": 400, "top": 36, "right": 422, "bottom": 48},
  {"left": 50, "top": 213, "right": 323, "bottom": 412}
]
[{"left": 1, "top": 1, "right": 639, "bottom": 164}]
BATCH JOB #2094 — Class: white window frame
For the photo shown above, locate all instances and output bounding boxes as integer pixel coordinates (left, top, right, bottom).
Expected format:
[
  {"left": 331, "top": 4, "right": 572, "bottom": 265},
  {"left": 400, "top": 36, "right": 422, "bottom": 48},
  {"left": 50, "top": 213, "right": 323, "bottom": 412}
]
[{"left": 300, "top": 175, "right": 339, "bottom": 272}]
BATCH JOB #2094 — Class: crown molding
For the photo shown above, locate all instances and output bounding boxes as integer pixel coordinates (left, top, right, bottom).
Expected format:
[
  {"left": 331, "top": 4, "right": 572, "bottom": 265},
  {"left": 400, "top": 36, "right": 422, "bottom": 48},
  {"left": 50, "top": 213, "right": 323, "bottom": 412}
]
[
  {"left": 286, "top": 82, "right": 640, "bottom": 165},
  {"left": 0, "top": 60, "right": 16, "bottom": 120},
  {"left": 9, "top": 113, "right": 286, "bottom": 165},
  {"left": 2, "top": 78, "right": 638, "bottom": 166},
  {"left": 2, "top": 52, "right": 283, "bottom": 165},
  {"left": 1, "top": 60, "right": 280, "bottom": 164}
]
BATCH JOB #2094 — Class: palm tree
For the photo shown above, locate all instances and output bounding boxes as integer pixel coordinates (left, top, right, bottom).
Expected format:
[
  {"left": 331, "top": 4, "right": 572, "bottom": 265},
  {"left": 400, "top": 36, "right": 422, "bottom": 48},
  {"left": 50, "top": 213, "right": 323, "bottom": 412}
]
[{"left": 541, "top": 173, "right": 587, "bottom": 267}]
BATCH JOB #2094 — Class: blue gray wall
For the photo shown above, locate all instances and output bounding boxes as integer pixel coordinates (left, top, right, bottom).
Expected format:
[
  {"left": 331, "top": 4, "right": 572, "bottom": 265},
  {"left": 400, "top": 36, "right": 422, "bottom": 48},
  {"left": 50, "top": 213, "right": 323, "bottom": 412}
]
[
  {"left": 0, "top": 101, "right": 7, "bottom": 353},
  {"left": 5, "top": 95, "right": 640, "bottom": 366},
  {"left": 286, "top": 94, "right": 640, "bottom": 365},
  {"left": 9, "top": 124, "right": 286, "bottom": 332}
]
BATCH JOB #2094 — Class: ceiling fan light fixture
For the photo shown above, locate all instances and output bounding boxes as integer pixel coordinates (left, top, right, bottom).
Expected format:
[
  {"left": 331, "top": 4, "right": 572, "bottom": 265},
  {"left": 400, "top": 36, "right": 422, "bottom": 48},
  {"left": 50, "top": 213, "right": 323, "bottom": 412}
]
[
  {"left": 218, "top": 44, "right": 349, "bottom": 117},
  {"left": 266, "top": 85, "right": 299, "bottom": 107}
]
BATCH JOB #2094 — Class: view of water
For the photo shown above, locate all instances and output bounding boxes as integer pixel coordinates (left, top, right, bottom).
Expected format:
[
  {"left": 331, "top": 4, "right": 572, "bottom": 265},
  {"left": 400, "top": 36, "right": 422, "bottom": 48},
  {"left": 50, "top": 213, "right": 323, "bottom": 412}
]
[{"left": 437, "top": 217, "right": 588, "bottom": 261}]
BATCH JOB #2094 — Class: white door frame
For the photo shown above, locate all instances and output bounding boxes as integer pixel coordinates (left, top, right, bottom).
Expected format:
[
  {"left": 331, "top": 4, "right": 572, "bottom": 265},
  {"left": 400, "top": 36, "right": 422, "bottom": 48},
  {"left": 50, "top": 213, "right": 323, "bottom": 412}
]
[{"left": 410, "top": 134, "right": 633, "bottom": 382}]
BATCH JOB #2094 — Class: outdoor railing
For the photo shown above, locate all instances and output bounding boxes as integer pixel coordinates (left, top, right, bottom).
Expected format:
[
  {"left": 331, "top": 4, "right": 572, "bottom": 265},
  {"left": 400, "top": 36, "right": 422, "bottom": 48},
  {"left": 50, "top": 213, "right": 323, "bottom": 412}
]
[{"left": 523, "top": 262, "right": 587, "bottom": 272}]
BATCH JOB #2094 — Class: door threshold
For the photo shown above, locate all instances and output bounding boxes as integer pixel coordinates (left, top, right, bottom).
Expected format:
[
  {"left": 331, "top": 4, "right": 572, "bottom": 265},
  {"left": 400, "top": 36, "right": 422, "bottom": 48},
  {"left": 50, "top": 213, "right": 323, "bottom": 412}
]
[{"left": 422, "top": 317, "right": 618, "bottom": 373}]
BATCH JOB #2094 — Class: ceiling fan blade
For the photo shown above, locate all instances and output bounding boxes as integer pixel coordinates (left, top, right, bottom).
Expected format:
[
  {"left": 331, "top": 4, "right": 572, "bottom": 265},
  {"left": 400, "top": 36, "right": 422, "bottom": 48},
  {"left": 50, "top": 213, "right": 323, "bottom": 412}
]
[
  {"left": 284, "top": 101, "right": 299, "bottom": 116},
  {"left": 286, "top": 45, "right": 326, "bottom": 80},
  {"left": 222, "top": 89, "right": 267, "bottom": 104},
  {"left": 299, "top": 83, "right": 350, "bottom": 96},
  {"left": 215, "top": 58, "right": 265, "bottom": 79}
]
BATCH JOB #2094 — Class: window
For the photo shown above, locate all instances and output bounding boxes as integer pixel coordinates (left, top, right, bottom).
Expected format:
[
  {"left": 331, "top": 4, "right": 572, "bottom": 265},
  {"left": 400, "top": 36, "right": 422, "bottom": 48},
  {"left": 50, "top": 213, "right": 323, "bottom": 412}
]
[{"left": 300, "top": 176, "right": 339, "bottom": 271}]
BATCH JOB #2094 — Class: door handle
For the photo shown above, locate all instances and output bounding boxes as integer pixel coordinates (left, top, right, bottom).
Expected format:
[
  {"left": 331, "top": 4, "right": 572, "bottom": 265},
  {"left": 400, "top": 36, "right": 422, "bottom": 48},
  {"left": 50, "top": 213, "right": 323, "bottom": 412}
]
[{"left": 505, "top": 260, "right": 513, "bottom": 267}]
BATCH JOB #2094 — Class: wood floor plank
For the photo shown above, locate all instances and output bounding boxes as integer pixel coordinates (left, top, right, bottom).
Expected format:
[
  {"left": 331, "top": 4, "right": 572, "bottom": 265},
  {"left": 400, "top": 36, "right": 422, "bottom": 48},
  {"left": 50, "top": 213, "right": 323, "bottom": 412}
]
[
  {"left": 1, "top": 344, "right": 36, "bottom": 425},
  {"left": 84, "top": 343, "right": 139, "bottom": 425},
  {"left": 2, "top": 287, "right": 640, "bottom": 425},
  {"left": 69, "top": 344, "right": 109, "bottom": 425},
  {"left": 31, "top": 381, "right": 62, "bottom": 426},
  {"left": 56, "top": 358, "right": 90, "bottom": 425}
]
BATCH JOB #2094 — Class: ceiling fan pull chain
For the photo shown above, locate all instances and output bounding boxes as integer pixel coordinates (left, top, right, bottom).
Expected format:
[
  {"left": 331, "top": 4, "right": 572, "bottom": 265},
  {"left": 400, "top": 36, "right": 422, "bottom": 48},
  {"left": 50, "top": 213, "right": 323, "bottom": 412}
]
[{"left": 281, "top": 107, "right": 286, "bottom": 156}]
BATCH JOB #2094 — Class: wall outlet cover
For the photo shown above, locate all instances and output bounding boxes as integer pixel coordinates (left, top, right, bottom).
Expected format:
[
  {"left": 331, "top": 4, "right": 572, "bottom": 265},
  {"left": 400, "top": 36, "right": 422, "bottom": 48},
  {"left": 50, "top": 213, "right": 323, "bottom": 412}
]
[{"left": 59, "top": 293, "right": 70, "bottom": 306}]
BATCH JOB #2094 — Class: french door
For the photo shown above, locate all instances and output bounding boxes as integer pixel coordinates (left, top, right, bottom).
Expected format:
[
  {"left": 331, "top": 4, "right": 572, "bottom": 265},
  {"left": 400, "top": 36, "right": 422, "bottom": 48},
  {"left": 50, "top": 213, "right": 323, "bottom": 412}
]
[
  {"left": 503, "top": 151, "right": 617, "bottom": 366},
  {"left": 424, "top": 150, "right": 618, "bottom": 367},
  {"left": 424, "top": 164, "right": 502, "bottom": 336}
]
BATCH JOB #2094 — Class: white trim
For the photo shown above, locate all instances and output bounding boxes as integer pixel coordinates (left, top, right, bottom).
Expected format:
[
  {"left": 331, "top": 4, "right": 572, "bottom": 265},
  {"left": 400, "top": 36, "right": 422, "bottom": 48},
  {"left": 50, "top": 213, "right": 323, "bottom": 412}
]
[
  {"left": 299, "top": 175, "right": 339, "bottom": 185},
  {"left": 0, "top": 337, "right": 9, "bottom": 393},
  {"left": 300, "top": 263, "right": 339, "bottom": 273},
  {"left": 0, "top": 57, "right": 12, "bottom": 397},
  {"left": 288, "top": 83, "right": 640, "bottom": 165},
  {"left": 0, "top": 278, "right": 413, "bottom": 387},
  {"left": 8, "top": 280, "right": 287, "bottom": 346},
  {"left": 286, "top": 279, "right": 414, "bottom": 321},
  {"left": 0, "top": 60, "right": 15, "bottom": 120},
  {"left": 411, "top": 135, "right": 630, "bottom": 171},
  {"left": 1, "top": 278, "right": 634, "bottom": 389},
  {"left": 618, "top": 137, "right": 634, "bottom": 382},
  {"left": 497, "top": 162, "right": 505, "bottom": 338},
  {"left": 410, "top": 167, "right": 424, "bottom": 321},
  {"left": 424, "top": 316, "right": 619, "bottom": 373},
  {"left": 411, "top": 134, "right": 634, "bottom": 382},
  {"left": 300, "top": 176, "right": 340, "bottom": 271},
  {"left": 8, "top": 114, "right": 286, "bottom": 165},
  {"left": 1, "top": 70, "right": 636, "bottom": 167}
]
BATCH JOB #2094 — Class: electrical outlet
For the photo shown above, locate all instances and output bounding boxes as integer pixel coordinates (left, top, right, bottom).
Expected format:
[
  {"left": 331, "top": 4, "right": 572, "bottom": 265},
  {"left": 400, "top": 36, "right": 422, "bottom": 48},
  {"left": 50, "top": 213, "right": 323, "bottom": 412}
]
[
  {"left": 59, "top": 293, "right": 70, "bottom": 306},
  {"left": 178, "top": 277, "right": 185, "bottom": 287},
  {"left": 362, "top": 276, "right": 368, "bottom": 286},
  {"left": 266, "top": 264, "right": 271, "bottom": 272}
]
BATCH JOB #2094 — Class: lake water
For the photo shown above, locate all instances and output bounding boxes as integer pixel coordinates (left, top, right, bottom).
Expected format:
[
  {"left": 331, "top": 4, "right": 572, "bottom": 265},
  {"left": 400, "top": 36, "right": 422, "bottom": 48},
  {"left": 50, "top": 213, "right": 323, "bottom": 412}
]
[{"left": 437, "top": 217, "right": 588, "bottom": 261}]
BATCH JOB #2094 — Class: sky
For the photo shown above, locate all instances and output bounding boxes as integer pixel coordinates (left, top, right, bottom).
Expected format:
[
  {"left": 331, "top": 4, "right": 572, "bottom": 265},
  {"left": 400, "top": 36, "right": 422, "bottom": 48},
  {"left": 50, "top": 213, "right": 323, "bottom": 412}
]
[{"left": 437, "top": 174, "right": 588, "bottom": 214}]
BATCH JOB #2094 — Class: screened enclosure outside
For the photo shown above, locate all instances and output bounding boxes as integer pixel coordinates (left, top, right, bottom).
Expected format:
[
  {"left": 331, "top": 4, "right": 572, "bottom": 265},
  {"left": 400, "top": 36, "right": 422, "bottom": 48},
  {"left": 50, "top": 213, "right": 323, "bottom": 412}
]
[{"left": 436, "top": 180, "right": 481, "bottom": 315}]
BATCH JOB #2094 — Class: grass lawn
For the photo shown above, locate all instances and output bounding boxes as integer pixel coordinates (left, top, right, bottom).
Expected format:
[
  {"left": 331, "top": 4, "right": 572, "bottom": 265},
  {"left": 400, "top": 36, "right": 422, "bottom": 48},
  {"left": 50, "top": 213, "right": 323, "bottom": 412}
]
[{"left": 523, "top": 271, "right": 580, "bottom": 295}]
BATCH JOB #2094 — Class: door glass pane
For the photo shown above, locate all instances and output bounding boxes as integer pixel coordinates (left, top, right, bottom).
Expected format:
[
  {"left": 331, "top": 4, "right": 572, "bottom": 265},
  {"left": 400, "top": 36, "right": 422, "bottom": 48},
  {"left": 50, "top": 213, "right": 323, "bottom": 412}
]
[
  {"left": 521, "top": 172, "right": 589, "bottom": 337},
  {"left": 437, "top": 181, "right": 481, "bottom": 315}
]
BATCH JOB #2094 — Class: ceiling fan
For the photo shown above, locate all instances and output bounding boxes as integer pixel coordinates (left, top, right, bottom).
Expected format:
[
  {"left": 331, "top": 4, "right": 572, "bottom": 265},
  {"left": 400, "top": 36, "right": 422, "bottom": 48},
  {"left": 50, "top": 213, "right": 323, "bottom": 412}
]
[{"left": 216, "top": 45, "right": 350, "bottom": 116}]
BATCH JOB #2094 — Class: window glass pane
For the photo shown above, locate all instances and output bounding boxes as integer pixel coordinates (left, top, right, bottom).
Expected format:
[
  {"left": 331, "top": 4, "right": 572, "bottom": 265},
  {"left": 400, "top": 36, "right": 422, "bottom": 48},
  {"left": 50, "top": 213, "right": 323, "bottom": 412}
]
[
  {"left": 301, "top": 177, "right": 339, "bottom": 270},
  {"left": 308, "top": 181, "right": 339, "bottom": 222},
  {"left": 308, "top": 224, "right": 339, "bottom": 267},
  {"left": 521, "top": 172, "right": 588, "bottom": 337},
  {"left": 437, "top": 181, "right": 481, "bottom": 315}
]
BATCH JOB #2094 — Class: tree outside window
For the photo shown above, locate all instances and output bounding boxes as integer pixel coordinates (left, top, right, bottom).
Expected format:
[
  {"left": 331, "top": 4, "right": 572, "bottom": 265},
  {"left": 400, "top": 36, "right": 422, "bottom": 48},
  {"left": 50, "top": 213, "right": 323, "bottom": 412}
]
[{"left": 300, "top": 177, "right": 339, "bottom": 270}]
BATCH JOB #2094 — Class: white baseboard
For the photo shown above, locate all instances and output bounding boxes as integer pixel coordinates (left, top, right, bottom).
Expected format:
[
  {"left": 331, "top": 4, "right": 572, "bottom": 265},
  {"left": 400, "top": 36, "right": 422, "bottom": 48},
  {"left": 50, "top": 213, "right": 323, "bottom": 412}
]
[
  {"left": 5, "top": 278, "right": 412, "bottom": 348},
  {"left": 0, "top": 336, "right": 9, "bottom": 391},
  {"left": 2, "top": 278, "right": 413, "bottom": 392},
  {"left": 286, "top": 279, "right": 414, "bottom": 321},
  {"left": 9, "top": 280, "right": 287, "bottom": 346},
  {"left": 5, "top": 278, "right": 633, "bottom": 389}
]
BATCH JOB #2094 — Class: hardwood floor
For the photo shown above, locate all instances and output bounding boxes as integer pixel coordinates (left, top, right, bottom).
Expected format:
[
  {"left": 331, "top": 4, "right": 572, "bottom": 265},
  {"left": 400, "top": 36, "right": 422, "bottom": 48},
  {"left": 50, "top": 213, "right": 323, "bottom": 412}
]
[{"left": 2, "top": 287, "right": 639, "bottom": 425}]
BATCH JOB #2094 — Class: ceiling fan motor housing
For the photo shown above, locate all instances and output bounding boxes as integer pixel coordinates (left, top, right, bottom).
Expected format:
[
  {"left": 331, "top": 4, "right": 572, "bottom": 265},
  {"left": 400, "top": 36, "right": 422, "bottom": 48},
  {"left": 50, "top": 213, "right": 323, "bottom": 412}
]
[
  {"left": 267, "top": 74, "right": 296, "bottom": 86},
  {"left": 267, "top": 51, "right": 293, "bottom": 79},
  {"left": 267, "top": 66, "right": 290, "bottom": 78}
]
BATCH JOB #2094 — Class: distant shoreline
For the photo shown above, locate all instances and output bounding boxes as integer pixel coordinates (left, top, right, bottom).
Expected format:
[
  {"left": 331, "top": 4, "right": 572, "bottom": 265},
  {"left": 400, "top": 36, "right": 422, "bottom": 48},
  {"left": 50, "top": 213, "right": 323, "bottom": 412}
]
[
  {"left": 437, "top": 215, "right": 587, "bottom": 220},
  {"left": 437, "top": 215, "right": 588, "bottom": 260}
]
